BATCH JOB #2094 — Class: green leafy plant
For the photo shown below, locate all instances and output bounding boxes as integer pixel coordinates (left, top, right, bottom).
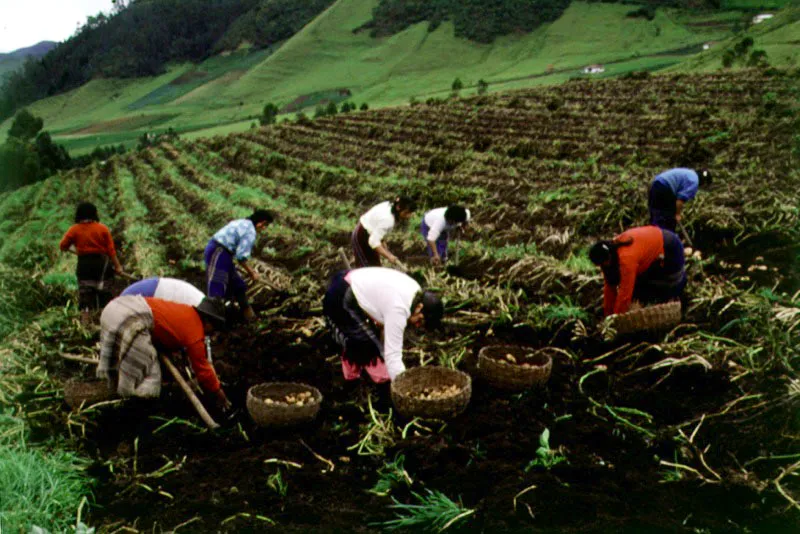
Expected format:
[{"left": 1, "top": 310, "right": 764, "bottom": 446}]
[
  {"left": 524, "top": 428, "right": 567, "bottom": 471},
  {"left": 369, "top": 454, "right": 413, "bottom": 497},
  {"left": 377, "top": 489, "right": 475, "bottom": 532},
  {"left": 267, "top": 469, "right": 288, "bottom": 497}
]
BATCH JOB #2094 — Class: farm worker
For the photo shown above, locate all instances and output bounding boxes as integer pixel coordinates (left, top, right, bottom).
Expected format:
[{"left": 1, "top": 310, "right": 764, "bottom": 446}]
[
  {"left": 96, "top": 296, "right": 232, "bottom": 412},
  {"left": 589, "top": 225, "right": 686, "bottom": 316},
  {"left": 59, "top": 202, "right": 124, "bottom": 321},
  {"left": 648, "top": 168, "right": 711, "bottom": 231},
  {"left": 352, "top": 197, "right": 416, "bottom": 268},
  {"left": 204, "top": 210, "right": 274, "bottom": 321},
  {"left": 420, "top": 205, "right": 471, "bottom": 266},
  {"left": 322, "top": 267, "right": 443, "bottom": 383},
  {"left": 122, "top": 277, "right": 205, "bottom": 307}
]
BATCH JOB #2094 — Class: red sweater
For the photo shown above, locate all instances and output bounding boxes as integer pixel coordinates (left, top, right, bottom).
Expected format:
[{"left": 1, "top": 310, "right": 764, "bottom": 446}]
[
  {"left": 60, "top": 221, "right": 117, "bottom": 258},
  {"left": 145, "top": 298, "right": 220, "bottom": 393},
  {"left": 603, "top": 226, "right": 665, "bottom": 316}
]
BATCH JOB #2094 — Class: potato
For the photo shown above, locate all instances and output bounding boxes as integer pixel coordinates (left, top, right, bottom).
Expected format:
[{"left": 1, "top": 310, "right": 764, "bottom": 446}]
[{"left": 505, "top": 353, "right": 517, "bottom": 363}]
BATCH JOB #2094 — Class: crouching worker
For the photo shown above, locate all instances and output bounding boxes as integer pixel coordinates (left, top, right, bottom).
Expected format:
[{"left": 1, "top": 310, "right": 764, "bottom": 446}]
[
  {"left": 648, "top": 168, "right": 711, "bottom": 231},
  {"left": 60, "top": 202, "right": 124, "bottom": 321},
  {"left": 96, "top": 296, "right": 231, "bottom": 413},
  {"left": 589, "top": 225, "right": 686, "bottom": 317},
  {"left": 323, "top": 267, "right": 443, "bottom": 383},
  {"left": 352, "top": 197, "right": 416, "bottom": 268},
  {"left": 205, "top": 210, "right": 274, "bottom": 321},
  {"left": 122, "top": 277, "right": 204, "bottom": 307},
  {"left": 421, "top": 205, "right": 471, "bottom": 266}
]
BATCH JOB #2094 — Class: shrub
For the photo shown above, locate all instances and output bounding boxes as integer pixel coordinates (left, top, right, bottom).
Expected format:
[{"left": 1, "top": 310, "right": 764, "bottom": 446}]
[{"left": 626, "top": 6, "right": 656, "bottom": 20}]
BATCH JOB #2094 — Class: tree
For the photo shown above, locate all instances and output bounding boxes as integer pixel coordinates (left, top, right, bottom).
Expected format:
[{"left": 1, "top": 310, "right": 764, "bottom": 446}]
[
  {"left": 326, "top": 101, "right": 339, "bottom": 116},
  {"left": 314, "top": 105, "right": 326, "bottom": 118},
  {"left": 260, "top": 103, "right": 279, "bottom": 126},
  {"left": 477, "top": 79, "right": 489, "bottom": 95},
  {"left": 8, "top": 109, "right": 44, "bottom": 142},
  {"left": 451, "top": 77, "right": 464, "bottom": 93},
  {"left": 360, "top": 103, "right": 369, "bottom": 111},
  {"left": 35, "top": 132, "right": 71, "bottom": 176}
]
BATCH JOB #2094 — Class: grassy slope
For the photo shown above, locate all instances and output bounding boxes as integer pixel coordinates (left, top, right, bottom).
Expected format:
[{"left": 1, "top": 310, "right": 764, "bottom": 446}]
[
  {"left": 672, "top": 6, "right": 800, "bottom": 72},
  {"left": 0, "top": 1, "right": 780, "bottom": 154}
]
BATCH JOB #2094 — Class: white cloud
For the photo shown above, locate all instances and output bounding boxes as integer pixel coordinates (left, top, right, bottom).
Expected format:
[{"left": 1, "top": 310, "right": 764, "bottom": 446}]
[{"left": 0, "top": 0, "right": 111, "bottom": 53}]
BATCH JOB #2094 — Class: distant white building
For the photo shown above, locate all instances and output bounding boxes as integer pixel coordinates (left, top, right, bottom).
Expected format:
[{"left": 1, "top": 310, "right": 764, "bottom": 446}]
[
  {"left": 702, "top": 42, "right": 716, "bottom": 50},
  {"left": 752, "top": 13, "right": 774, "bottom": 24},
  {"left": 582, "top": 64, "right": 605, "bottom": 74}
]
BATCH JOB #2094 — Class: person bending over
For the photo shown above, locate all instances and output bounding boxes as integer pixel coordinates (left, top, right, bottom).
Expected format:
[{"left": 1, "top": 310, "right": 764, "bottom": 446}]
[
  {"left": 97, "top": 296, "right": 232, "bottom": 413},
  {"left": 323, "top": 267, "right": 443, "bottom": 383},
  {"left": 205, "top": 210, "right": 273, "bottom": 321},
  {"left": 420, "top": 205, "right": 471, "bottom": 266},
  {"left": 352, "top": 197, "right": 416, "bottom": 268},
  {"left": 589, "top": 225, "right": 686, "bottom": 317},
  {"left": 648, "top": 168, "right": 711, "bottom": 231}
]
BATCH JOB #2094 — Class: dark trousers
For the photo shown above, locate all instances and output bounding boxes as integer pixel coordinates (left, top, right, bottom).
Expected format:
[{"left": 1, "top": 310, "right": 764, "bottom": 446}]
[
  {"left": 204, "top": 239, "right": 249, "bottom": 308},
  {"left": 351, "top": 223, "right": 381, "bottom": 267},
  {"left": 77, "top": 254, "right": 115, "bottom": 310},
  {"left": 634, "top": 229, "right": 687, "bottom": 304},
  {"left": 322, "top": 270, "right": 383, "bottom": 366},
  {"left": 648, "top": 180, "right": 678, "bottom": 232}
]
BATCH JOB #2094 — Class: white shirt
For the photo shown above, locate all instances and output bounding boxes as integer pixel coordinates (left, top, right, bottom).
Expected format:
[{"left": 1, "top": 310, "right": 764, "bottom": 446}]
[
  {"left": 346, "top": 267, "right": 420, "bottom": 380},
  {"left": 423, "top": 207, "right": 471, "bottom": 242},
  {"left": 359, "top": 201, "right": 396, "bottom": 249},
  {"left": 155, "top": 278, "right": 205, "bottom": 307}
]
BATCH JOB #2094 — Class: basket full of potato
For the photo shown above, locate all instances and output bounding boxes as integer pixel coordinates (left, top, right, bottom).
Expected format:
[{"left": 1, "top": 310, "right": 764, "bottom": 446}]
[
  {"left": 477, "top": 345, "right": 553, "bottom": 391},
  {"left": 246, "top": 382, "right": 322, "bottom": 427},
  {"left": 391, "top": 366, "right": 471, "bottom": 419}
]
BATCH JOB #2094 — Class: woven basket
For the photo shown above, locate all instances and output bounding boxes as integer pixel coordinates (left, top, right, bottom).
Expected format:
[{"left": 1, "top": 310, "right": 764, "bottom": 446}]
[
  {"left": 391, "top": 367, "right": 471, "bottom": 419},
  {"left": 477, "top": 346, "right": 553, "bottom": 391},
  {"left": 64, "top": 379, "right": 113, "bottom": 409},
  {"left": 611, "top": 301, "right": 682, "bottom": 335},
  {"left": 247, "top": 382, "right": 323, "bottom": 427}
]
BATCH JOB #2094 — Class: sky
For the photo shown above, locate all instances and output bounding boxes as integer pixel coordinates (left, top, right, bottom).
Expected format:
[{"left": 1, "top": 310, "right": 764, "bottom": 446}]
[{"left": 0, "top": 0, "right": 112, "bottom": 53}]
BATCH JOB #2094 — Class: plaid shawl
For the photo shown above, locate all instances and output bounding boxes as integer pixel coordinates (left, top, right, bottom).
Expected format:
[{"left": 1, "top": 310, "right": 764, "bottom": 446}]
[{"left": 96, "top": 296, "right": 161, "bottom": 398}]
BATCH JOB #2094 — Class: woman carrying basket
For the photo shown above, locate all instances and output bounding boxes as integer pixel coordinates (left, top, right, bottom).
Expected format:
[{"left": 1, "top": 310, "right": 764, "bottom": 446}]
[{"left": 589, "top": 225, "right": 686, "bottom": 317}]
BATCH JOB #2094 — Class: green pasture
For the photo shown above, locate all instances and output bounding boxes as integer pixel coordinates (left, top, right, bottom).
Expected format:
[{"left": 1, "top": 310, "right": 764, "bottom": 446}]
[{"left": 0, "top": 1, "right": 791, "bottom": 155}]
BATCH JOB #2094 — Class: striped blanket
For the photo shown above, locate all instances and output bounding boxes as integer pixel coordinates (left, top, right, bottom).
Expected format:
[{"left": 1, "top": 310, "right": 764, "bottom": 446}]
[{"left": 96, "top": 296, "right": 161, "bottom": 398}]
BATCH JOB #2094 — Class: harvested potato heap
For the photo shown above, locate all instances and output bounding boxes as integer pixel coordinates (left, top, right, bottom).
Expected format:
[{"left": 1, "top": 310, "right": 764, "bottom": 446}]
[
  {"left": 415, "top": 384, "right": 461, "bottom": 400},
  {"left": 262, "top": 390, "right": 314, "bottom": 406},
  {"left": 497, "top": 353, "right": 539, "bottom": 368}
]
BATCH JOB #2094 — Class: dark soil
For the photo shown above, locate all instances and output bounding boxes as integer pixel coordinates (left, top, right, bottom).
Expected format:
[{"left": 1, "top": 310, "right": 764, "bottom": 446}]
[{"left": 79, "top": 310, "right": 798, "bottom": 533}]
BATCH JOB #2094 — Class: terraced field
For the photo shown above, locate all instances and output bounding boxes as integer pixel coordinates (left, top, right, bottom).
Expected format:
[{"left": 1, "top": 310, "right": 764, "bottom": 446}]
[{"left": 1, "top": 69, "right": 799, "bottom": 532}]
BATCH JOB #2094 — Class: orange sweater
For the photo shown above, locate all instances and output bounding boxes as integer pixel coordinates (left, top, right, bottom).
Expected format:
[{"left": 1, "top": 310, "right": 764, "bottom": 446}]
[
  {"left": 603, "top": 226, "right": 665, "bottom": 316},
  {"left": 60, "top": 221, "right": 117, "bottom": 258},
  {"left": 145, "top": 298, "right": 220, "bottom": 393}
]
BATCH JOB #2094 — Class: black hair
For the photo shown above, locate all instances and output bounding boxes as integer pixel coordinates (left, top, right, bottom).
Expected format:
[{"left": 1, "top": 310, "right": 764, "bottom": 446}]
[
  {"left": 195, "top": 297, "right": 227, "bottom": 329},
  {"left": 412, "top": 290, "right": 443, "bottom": 330},
  {"left": 698, "top": 169, "right": 712, "bottom": 187},
  {"left": 391, "top": 196, "right": 417, "bottom": 217},
  {"left": 444, "top": 205, "right": 468, "bottom": 225},
  {"left": 75, "top": 202, "right": 99, "bottom": 223},
  {"left": 248, "top": 209, "right": 274, "bottom": 226},
  {"left": 588, "top": 237, "right": 633, "bottom": 287}
]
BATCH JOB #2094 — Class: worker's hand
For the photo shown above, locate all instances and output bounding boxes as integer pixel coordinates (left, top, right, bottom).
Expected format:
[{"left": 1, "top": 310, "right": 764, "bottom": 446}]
[
  {"left": 115, "top": 266, "right": 124, "bottom": 275},
  {"left": 430, "top": 256, "right": 442, "bottom": 266},
  {"left": 215, "top": 389, "right": 232, "bottom": 412},
  {"left": 675, "top": 213, "right": 682, "bottom": 223},
  {"left": 388, "top": 254, "right": 400, "bottom": 265},
  {"left": 249, "top": 271, "right": 261, "bottom": 282}
]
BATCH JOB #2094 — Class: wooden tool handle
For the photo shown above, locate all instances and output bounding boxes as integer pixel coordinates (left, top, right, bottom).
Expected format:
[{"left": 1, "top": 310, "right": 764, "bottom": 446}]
[{"left": 159, "top": 354, "right": 220, "bottom": 430}]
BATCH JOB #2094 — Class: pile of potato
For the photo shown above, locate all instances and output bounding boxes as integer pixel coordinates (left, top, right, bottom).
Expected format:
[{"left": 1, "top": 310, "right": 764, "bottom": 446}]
[
  {"left": 262, "top": 390, "right": 314, "bottom": 406},
  {"left": 414, "top": 384, "right": 461, "bottom": 401},
  {"left": 496, "top": 352, "right": 537, "bottom": 368}
]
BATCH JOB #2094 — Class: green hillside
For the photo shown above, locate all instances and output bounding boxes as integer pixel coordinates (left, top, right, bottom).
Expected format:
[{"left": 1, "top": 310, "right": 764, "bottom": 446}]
[{"left": 1, "top": 1, "right": 794, "bottom": 156}]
